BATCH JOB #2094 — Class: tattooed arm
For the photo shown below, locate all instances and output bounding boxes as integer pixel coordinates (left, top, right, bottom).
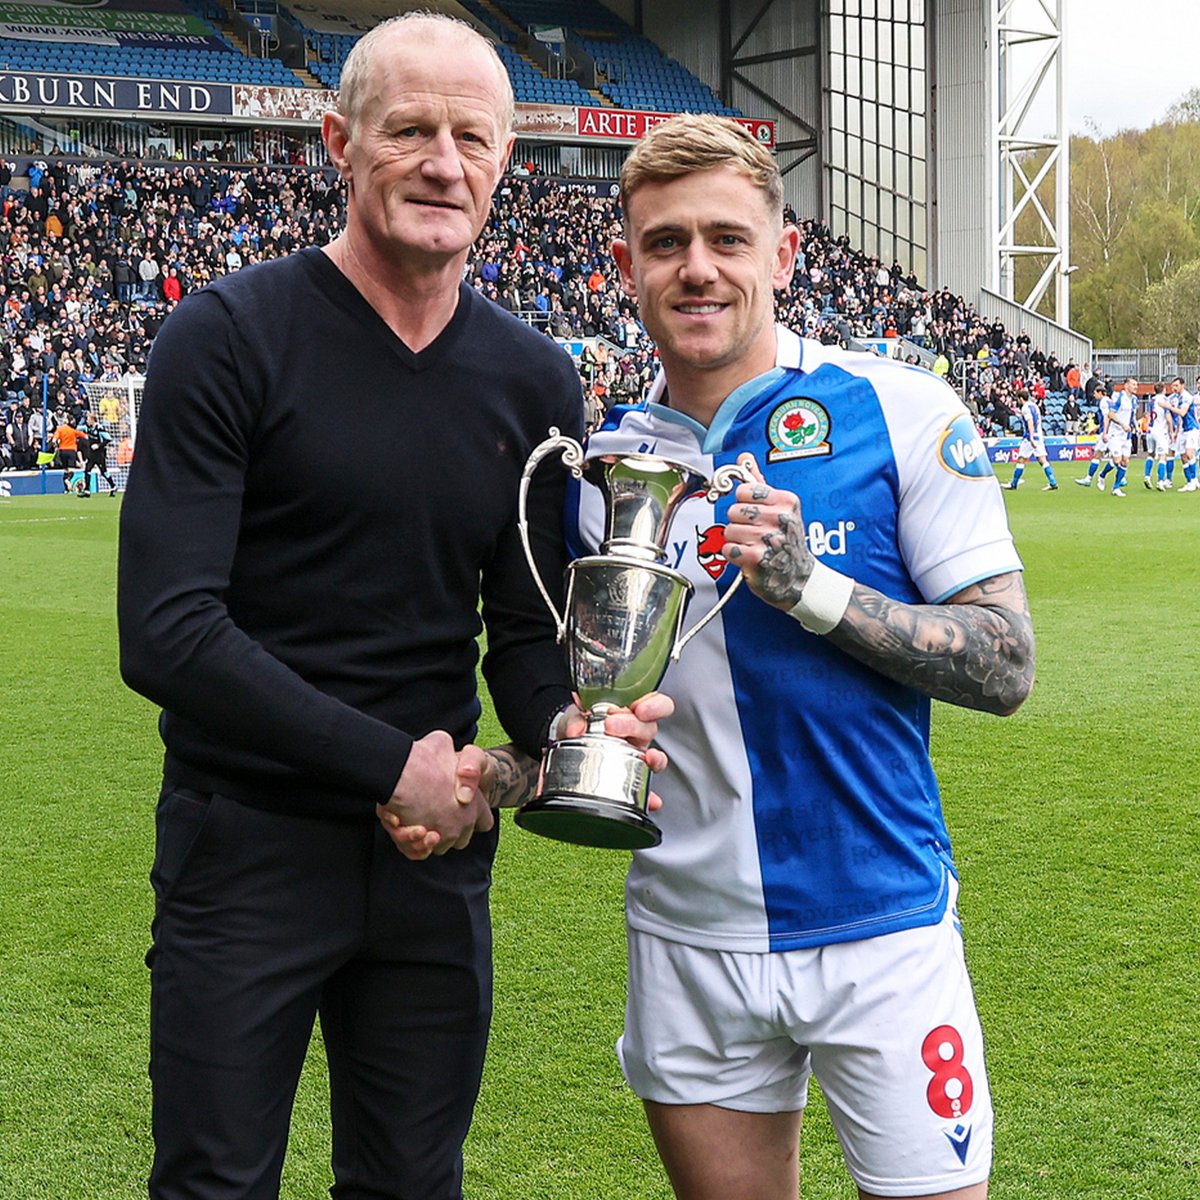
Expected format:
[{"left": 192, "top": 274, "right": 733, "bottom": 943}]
[
  {"left": 722, "top": 458, "right": 1034, "bottom": 717},
  {"left": 480, "top": 743, "right": 542, "bottom": 809},
  {"left": 830, "top": 571, "right": 1034, "bottom": 716}
]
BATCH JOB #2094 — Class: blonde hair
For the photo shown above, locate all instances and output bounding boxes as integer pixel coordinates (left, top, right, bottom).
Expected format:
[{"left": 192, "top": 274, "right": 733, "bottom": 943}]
[
  {"left": 619, "top": 114, "right": 783, "bottom": 224},
  {"left": 337, "top": 11, "right": 514, "bottom": 134}
]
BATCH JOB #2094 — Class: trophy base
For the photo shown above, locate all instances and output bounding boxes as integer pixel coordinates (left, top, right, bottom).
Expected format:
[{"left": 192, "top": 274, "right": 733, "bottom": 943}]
[
  {"left": 514, "top": 733, "right": 662, "bottom": 850},
  {"left": 515, "top": 794, "right": 662, "bottom": 850}
]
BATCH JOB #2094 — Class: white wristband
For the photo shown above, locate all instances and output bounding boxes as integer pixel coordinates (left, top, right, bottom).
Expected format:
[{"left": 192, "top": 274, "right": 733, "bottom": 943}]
[{"left": 787, "top": 560, "right": 855, "bottom": 635}]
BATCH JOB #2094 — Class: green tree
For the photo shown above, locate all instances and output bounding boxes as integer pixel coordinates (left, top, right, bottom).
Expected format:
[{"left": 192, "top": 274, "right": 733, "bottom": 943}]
[
  {"left": 1118, "top": 198, "right": 1200, "bottom": 290},
  {"left": 1069, "top": 264, "right": 1142, "bottom": 348},
  {"left": 1069, "top": 125, "right": 1145, "bottom": 272},
  {"left": 1136, "top": 260, "right": 1200, "bottom": 362},
  {"left": 1066, "top": 113, "right": 1200, "bottom": 348},
  {"left": 1140, "top": 118, "right": 1200, "bottom": 235},
  {"left": 1165, "top": 86, "right": 1200, "bottom": 126}
]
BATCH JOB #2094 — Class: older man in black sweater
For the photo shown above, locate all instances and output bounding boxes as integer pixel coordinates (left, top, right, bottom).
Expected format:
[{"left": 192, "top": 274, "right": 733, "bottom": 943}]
[{"left": 118, "top": 14, "right": 665, "bottom": 1200}]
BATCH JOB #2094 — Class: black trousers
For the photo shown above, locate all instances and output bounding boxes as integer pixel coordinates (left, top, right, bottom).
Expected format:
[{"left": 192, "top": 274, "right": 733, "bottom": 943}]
[
  {"left": 147, "top": 786, "right": 496, "bottom": 1200},
  {"left": 84, "top": 447, "right": 112, "bottom": 480}
]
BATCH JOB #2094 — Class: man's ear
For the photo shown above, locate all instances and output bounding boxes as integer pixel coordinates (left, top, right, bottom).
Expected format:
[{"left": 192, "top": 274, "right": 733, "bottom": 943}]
[
  {"left": 496, "top": 132, "right": 516, "bottom": 183},
  {"left": 611, "top": 238, "right": 637, "bottom": 300},
  {"left": 772, "top": 222, "right": 801, "bottom": 291},
  {"left": 323, "top": 111, "right": 351, "bottom": 180}
]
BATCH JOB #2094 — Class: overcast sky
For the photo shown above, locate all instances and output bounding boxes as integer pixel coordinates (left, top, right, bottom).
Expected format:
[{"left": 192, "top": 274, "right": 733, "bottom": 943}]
[{"left": 1062, "top": 0, "right": 1200, "bottom": 134}]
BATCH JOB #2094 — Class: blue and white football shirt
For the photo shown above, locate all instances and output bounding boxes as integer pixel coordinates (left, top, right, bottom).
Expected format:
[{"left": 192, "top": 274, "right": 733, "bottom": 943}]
[
  {"left": 1108, "top": 391, "right": 1134, "bottom": 434},
  {"left": 1019, "top": 398, "right": 1043, "bottom": 444},
  {"left": 1179, "top": 391, "right": 1198, "bottom": 433},
  {"left": 567, "top": 329, "right": 1022, "bottom": 952}
]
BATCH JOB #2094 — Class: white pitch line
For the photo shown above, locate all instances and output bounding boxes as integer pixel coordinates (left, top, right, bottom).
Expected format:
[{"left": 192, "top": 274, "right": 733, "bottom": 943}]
[{"left": 0, "top": 514, "right": 105, "bottom": 524}]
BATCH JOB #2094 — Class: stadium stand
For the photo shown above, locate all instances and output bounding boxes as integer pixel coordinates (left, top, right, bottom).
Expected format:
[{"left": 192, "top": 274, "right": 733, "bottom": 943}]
[
  {"left": 297, "top": 13, "right": 594, "bottom": 105},
  {"left": 291, "top": 0, "right": 737, "bottom": 114},
  {"left": 0, "top": 40, "right": 304, "bottom": 86},
  {"left": 0, "top": 0, "right": 305, "bottom": 89},
  {"left": 2, "top": 148, "right": 1090, "bottom": 479},
  {"left": 478, "top": 0, "right": 741, "bottom": 115},
  {"left": 494, "top": 42, "right": 597, "bottom": 108},
  {"left": 0, "top": 0, "right": 1117, "bottom": 470}
]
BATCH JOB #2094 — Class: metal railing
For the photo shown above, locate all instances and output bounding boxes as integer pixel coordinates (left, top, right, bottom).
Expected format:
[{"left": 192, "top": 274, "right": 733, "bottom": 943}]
[
  {"left": 978, "top": 287, "right": 1092, "bottom": 366},
  {"left": 1092, "top": 347, "right": 1198, "bottom": 388}
]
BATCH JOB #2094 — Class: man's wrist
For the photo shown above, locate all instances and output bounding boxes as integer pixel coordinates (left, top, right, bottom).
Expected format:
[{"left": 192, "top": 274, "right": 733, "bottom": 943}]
[
  {"left": 787, "top": 560, "right": 854, "bottom": 635},
  {"left": 541, "top": 702, "right": 574, "bottom": 751}
]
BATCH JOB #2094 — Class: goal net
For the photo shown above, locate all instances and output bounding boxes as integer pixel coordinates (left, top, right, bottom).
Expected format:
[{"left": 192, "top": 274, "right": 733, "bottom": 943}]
[{"left": 82, "top": 375, "right": 145, "bottom": 491}]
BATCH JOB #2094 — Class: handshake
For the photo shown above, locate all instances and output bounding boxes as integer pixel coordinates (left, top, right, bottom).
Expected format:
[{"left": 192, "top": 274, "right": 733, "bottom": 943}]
[{"left": 376, "top": 693, "right": 673, "bottom": 860}]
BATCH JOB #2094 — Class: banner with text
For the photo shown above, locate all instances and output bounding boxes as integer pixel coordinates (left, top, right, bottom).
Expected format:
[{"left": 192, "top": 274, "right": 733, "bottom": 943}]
[
  {"left": 0, "top": 23, "right": 228, "bottom": 48},
  {"left": 0, "top": 4, "right": 208, "bottom": 33},
  {"left": 985, "top": 436, "right": 1096, "bottom": 465},
  {"left": 575, "top": 106, "right": 775, "bottom": 148},
  {"left": 0, "top": 70, "right": 232, "bottom": 114},
  {"left": 0, "top": 78, "right": 778, "bottom": 143}
]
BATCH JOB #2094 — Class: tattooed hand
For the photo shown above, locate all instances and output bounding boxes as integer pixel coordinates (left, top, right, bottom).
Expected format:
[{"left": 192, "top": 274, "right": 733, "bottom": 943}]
[
  {"left": 375, "top": 693, "right": 675, "bottom": 856},
  {"left": 721, "top": 453, "right": 815, "bottom": 610},
  {"left": 716, "top": 458, "right": 1034, "bottom": 716}
]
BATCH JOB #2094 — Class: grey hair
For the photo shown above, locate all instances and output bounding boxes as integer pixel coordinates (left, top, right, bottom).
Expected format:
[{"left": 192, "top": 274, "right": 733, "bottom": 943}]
[{"left": 337, "top": 11, "right": 514, "bottom": 134}]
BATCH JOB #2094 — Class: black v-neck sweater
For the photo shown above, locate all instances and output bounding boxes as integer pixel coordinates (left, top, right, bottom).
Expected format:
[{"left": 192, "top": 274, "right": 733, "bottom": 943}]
[{"left": 119, "top": 248, "right": 581, "bottom": 818}]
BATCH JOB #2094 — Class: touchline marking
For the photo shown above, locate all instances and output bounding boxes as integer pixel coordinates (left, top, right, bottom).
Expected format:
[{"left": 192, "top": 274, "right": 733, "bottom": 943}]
[{"left": 0, "top": 515, "right": 103, "bottom": 524}]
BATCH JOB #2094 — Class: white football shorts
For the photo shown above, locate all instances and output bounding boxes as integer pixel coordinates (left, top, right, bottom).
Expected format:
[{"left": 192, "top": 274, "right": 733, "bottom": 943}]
[
  {"left": 1179, "top": 429, "right": 1199, "bottom": 455},
  {"left": 1017, "top": 437, "right": 1045, "bottom": 462},
  {"left": 1107, "top": 431, "right": 1132, "bottom": 458},
  {"left": 618, "top": 882, "right": 993, "bottom": 1197}
]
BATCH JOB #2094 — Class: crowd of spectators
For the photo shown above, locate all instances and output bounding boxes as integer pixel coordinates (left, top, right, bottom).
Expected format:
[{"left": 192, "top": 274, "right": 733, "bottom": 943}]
[
  {"left": 2, "top": 156, "right": 345, "bottom": 466},
  {"left": 3, "top": 152, "right": 1089, "bottom": 468},
  {"left": 469, "top": 176, "right": 1086, "bottom": 433}
]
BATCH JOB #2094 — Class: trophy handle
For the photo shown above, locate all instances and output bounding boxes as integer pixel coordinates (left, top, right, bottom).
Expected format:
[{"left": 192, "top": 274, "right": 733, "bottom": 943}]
[
  {"left": 518, "top": 428, "right": 585, "bottom": 641},
  {"left": 671, "top": 456, "right": 760, "bottom": 660}
]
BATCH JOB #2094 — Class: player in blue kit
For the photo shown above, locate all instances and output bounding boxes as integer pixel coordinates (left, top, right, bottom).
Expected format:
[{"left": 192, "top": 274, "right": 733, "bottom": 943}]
[
  {"left": 1144, "top": 385, "right": 1176, "bottom": 491},
  {"left": 1164, "top": 377, "right": 1199, "bottom": 492},
  {"left": 569, "top": 116, "right": 1035, "bottom": 1200},
  {"left": 1103, "top": 377, "right": 1137, "bottom": 496},
  {"left": 1075, "top": 388, "right": 1114, "bottom": 488},
  {"left": 1006, "top": 388, "right": 1057, "bottom": 490}
]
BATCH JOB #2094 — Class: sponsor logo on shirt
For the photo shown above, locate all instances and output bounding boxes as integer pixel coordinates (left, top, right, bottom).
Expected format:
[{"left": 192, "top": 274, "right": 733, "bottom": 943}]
[
  {"left": 766, "top": 396, "right": 832, "bottom": 462},
  {"left": 691, "top": 518, "right": 854, "bottom": 578},
  {"left": 695, "top": 524, "right": 730, "bottom": 580},
  {"left": 806, "top": 518, "right": 854, "bottom": 556},
  {"left": 937, "top": 414, "right": 994, "bottom": 480}
]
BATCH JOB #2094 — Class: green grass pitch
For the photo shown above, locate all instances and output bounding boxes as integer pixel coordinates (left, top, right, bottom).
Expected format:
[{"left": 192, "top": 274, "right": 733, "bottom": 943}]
[{"left": 1, "top": 471, "right": 1197, "bottom": 1199}]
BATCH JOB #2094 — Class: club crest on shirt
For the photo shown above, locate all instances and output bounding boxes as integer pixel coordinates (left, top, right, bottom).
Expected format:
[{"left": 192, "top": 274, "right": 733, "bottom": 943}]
[
  {"left": 937, "top": 413, "right": 994, "bottom": 480},
  {"left": 695, "top": 524, "right": 730, "bottom": 580},
  {"left": 766, "top": 396, "right": 832, "bottom": 462}
]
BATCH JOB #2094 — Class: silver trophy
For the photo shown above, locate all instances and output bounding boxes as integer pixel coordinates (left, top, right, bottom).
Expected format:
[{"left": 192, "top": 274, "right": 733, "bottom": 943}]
[{"left": 515, "top": 429, "right": 753, "bottom": 850}]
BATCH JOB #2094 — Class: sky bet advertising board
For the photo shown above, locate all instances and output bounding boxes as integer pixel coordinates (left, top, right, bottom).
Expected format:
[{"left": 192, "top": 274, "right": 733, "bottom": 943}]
[{"left": 985, "top": 437, "right": 1096, "bottom": 464}]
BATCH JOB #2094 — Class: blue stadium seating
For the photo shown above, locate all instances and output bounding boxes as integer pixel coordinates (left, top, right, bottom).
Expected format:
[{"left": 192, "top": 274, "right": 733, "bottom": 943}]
[
  {"left": 483, "top": 0, "right": 741, "bottom": 116},
  {"left": 0, "top": 9, "right": 304, "bottom": 89},
  {"left": 290, "top": 0, "right": 737, "bottom": 115}
]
